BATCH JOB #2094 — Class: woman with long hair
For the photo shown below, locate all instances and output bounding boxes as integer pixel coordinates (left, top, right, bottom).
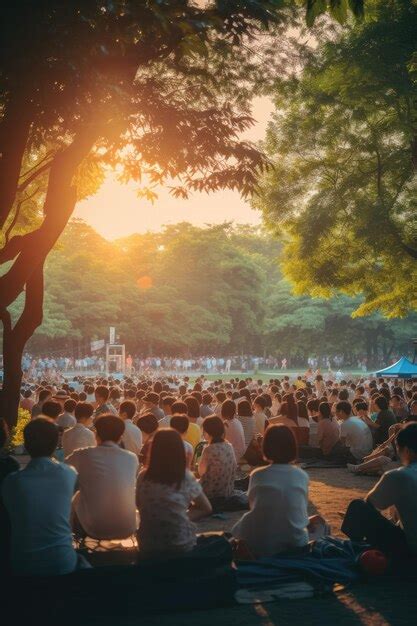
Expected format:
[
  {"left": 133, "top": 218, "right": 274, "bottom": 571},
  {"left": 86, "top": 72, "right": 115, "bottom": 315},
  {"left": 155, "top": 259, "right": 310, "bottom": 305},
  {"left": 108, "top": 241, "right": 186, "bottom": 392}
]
[
  {"left": 136, "top": 429, "right": 211, "bottom": 557},
  {"left": 199, "top": 416, "right": 237, "bottom": 500}
]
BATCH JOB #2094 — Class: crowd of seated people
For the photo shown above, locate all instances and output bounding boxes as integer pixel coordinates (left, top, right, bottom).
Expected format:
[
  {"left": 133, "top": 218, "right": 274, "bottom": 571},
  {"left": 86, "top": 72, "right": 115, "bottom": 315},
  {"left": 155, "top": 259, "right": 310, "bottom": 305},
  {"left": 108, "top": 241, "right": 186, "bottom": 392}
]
[{"left": 0, "top": 372, "right": 417, "bottom": 576}]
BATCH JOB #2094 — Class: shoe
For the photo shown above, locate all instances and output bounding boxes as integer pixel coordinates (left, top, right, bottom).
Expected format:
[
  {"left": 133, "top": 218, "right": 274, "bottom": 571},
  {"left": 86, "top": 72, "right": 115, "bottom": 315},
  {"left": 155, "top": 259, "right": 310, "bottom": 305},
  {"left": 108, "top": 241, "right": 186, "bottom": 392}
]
[{"left": 347, "top": 463, "right": 358, "bottom": 473}]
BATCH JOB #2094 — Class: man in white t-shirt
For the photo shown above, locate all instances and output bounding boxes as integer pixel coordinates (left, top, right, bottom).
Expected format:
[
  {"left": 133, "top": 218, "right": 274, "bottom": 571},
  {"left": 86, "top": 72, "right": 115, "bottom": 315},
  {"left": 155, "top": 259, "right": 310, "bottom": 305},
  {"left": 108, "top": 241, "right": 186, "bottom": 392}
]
[
  {"left": 62, "top": 402, "right": 96, "bottom": 457},
  {"left": 336, "top": 401, "right": 373, "bottom": 462},
  {"left": 342, "top": 423, "right": 417, "bottom": 559},
  {"left": 119, "top": 400, "right": 142, "bottom": 457},
  {"left": 66, "top": 415, "right": 138, "bottom": 539}
]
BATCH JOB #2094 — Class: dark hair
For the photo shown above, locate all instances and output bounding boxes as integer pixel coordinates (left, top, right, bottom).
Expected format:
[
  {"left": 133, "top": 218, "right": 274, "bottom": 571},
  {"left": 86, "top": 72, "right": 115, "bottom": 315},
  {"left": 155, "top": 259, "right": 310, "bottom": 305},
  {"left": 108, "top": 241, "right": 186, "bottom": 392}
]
[
  {"left": 145, "top": 429, "right": 186, "bottom": 489},
  {"left": 137, "top": 413, "right": 159, "bottom": 435},
  {"left": 203, "top": 415, "right": 225, "bottom": 443},
  {"left": 171, "top": 401, "right": 187, "bottom": 414},
  {"left": 319, "top": 402, "right": 332, "bottom": 420},
  {"left": 237, "top": 399, "right": 253, "bottom": 417},
  {"left": 23, "top": 389, "right": 32, "bottom": 399},
  {"left": 75, "top": 402, "right": 94, "bottom": 421},
  {"left": 64, "top": 399, "right": 76, "bottom": 413},
  {"left": 170, "top": 414, "right": 190, "bottom": 435},
  {"left": 184, "top": 395, "right": 200, "bottom": 419},
  {"left": 0, "top": 419, "right": 9, "bottom": 449},
  {"left": 202, "top": 393, "right": 213, "bottom": 405},
  {"left": 262, "top": 424, "right": 297, "bottom": 464},
  {"left": 41, "top": 400, "right": 62, "bottom": 419},
  {"left": 375, "top": 396, "right": 389, "bottom": 411},
  {"left": 78, "top": 391, "right": 87, "bottom": 402},
  {"left": 336, "top": 401, "right": 352, "bottom": 416},
  {"left": 297, "top": 400, "right": 308, "bottom": 420},
  {"left": 95, "top": 414, "right": 125, "bottom": 442},
  {"left": 24, "top": 418, "right": 59, "bottom": 458},
  {"left": 338, "top": 389, "right": 349, "bottom": 401},
  {"left": 281, "top": 393, "right": 298, "bottom": 423},
  {"left": 119, "top": 400, "right": 136, "bottom": 420},
  {"left": 397, "top": 423, "right": 417, "bottom": 454},
  {"left": 95, "top": 385, "right": 109, "bottom": 401},
  {"left": 355, "top": 401, "right": 368, "bottom": 412},
  {"left": 307, "top": 398, "right": 320, "bottom": 413},
  {"left": 38, "top": 388, "right": 51, "bottom": 403},
  {"left": 254, "top": 395, "right": 266, "bottom": 410},
  {"left": 221, "top": 399, "right": 236, "bottom": 420},
  {"left": 162, "top": 395, "right": 175, "bottom": 407}
]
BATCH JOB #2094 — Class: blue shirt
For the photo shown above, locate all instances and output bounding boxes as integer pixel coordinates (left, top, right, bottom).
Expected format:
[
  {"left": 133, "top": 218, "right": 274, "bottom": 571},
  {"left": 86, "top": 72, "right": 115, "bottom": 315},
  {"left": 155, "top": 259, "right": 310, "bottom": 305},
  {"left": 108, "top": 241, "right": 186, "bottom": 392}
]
[{"left": 2, "top": 457, "right": 78, "bottom": 576}]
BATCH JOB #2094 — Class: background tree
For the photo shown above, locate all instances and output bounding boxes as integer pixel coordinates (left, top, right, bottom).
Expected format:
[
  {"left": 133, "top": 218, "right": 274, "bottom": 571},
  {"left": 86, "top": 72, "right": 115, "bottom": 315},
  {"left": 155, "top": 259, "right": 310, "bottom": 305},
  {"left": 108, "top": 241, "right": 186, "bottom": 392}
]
[{"left": 254, "top": 0, "right": 417, "bottom": 317}]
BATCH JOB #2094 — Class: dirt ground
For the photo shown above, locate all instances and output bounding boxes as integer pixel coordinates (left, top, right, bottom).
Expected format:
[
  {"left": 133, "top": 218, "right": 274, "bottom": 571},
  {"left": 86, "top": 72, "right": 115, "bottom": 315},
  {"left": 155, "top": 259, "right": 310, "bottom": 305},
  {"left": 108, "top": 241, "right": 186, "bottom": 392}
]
[{"left": 78, "top": 468, "right": 417, "bottom": 626}]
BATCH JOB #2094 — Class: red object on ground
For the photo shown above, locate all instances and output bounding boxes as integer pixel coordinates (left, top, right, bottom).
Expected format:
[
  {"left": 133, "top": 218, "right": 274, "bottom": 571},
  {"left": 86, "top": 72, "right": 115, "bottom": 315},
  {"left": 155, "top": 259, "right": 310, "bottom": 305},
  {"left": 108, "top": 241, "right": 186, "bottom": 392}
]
[{"left": 359, "top": 550, "right": 389, "bottom": 576}]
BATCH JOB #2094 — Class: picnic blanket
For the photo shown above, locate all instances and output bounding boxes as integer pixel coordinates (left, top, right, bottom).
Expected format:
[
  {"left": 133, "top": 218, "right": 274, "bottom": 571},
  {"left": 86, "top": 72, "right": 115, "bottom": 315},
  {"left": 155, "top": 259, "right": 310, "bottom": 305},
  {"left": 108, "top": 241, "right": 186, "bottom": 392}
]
[{"left": 236, "top": 537, "right": 364, "bottom": 590}]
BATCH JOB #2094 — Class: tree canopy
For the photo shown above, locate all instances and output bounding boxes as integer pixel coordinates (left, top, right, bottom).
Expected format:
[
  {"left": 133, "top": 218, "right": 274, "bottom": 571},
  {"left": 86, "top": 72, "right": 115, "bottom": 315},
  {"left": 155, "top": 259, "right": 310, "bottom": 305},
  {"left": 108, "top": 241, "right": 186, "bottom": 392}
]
[
  {"left": 23, "top": 219, "right": 417, "bottom": 367},
  {"left": 255, "top": 0, "right": 417, "bottom": 317}
]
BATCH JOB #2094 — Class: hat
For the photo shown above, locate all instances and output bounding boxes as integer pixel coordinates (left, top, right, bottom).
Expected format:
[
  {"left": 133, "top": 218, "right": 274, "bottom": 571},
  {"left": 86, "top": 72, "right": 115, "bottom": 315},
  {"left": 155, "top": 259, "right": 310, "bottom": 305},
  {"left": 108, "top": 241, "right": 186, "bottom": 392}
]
[{"left": 53, "top": 390, "right": 69, "bottom": 400}]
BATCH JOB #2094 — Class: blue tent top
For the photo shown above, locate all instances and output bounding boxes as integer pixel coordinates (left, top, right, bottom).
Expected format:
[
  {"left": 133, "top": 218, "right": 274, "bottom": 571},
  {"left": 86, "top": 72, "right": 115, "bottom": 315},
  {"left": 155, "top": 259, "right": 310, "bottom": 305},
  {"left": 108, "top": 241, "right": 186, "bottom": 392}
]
[{"left": 375, "top": 356, "right": 417, "bottom": 378}]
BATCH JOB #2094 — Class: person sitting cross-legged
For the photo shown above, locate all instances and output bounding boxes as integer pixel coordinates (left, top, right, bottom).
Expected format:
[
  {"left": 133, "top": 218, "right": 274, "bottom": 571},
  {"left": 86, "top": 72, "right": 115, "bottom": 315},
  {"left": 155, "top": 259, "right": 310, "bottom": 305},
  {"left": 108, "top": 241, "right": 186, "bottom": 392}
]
[
  {"left": 66, "top": 414, "right": 138, "bottom": 540},
  {"left": 232, "top": 424, "right": 313, "bottom": 558},
  {"left": 136, "top": 428, "right": 212, "bottom": 558},
  {"left": 2, "top": 418, "right": 83, "bottom": 576},
  {"left": 62, "top": 402, "right": 96, "bottom": 458},
  {"left": 342, "top": 422, "right": 417, "bottom": 560}
]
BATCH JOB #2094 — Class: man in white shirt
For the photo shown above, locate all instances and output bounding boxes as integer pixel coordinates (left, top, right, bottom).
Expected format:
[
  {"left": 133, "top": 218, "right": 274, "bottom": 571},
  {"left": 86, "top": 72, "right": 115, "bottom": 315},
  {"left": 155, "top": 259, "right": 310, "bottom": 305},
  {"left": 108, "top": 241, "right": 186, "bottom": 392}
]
[
  {"left": 66, "top": 414, "right": 138, "bottom": 540},
  {"left": 57, "top": 398, "right": 77, "bottom": 430},
  {"left": 342, "top": 423, "right": 417, "bottom": 559},
  {"left": 159, "top": 395, "right": 176, "bottom": 427},
  {"left": 62, "top": 402, "right": 96, "bottom": 457},
  {"left": 119, "top": 400, "right": 142, "bottom": 457},
  {"left": 336, "top": 401, "right": 373, "bottom": 462},
  {"left": 2, "top": 418, "right": 81, "bottom": 576}
]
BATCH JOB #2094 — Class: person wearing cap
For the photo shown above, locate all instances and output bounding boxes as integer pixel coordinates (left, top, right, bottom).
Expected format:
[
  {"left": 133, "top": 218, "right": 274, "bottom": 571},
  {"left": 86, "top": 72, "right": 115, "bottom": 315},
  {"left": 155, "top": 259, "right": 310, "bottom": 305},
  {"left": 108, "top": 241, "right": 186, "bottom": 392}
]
[{"left": 142, "top": 391, "right": 164, "bottom": 420}]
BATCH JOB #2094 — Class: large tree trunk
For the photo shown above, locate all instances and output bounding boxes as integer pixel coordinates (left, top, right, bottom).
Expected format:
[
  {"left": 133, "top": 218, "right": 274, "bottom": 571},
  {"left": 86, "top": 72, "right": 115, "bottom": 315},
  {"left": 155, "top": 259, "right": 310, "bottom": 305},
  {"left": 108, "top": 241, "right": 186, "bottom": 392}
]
[{"left": 0, "top": 125, "right": 101, "bottom": 427}]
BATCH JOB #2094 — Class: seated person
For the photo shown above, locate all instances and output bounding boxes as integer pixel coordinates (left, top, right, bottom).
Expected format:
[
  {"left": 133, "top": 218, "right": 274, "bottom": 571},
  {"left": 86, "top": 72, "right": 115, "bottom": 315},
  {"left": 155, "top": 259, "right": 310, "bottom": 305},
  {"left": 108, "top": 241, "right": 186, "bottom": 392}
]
[
  {"left": 342, "top": 422, "right": 417, "bottom": 559},
  {"left": 317, "top": 401, "right": 341, "bottom": 456},
  {"left": 172, "top": 400, "right": 201, "bottom": 449},
  {"left": 62, "top": 402, "right": 95, "bottom": 457},
  {"left": 252, "top": 395, "right": 268, "bottom": 435},
  {"left": 57, "top": 399, "right": 77, "bottom": 430},
  {"left": 119, "top": 400, "right": 142, "bottom": 457},
  {"left": 0, "top": 420, "right": 20, "bottom": 575},
  {"left": 361, "top": 396, "right": 397, "bottom": 446},
  {"left": 221, "top": 399, "right": 246, "bottom": 462},
  {"left": 137, "top": 412, "right": 159, "bottom": 466},
  {"left": 237, "top": 399, "right": 256, "bottom": 451},
  {"left": 198, "top": 416, "right": 237, "bottom": 501},
  {"left": 232, "top": 425, "right": 310, "bottom": 557},
  {"left": 2, "top": 418, "right": 81, "bottom": 576},
  {"left": 136, "top": 429, "right": 212, "bottom": 558},
  {"left": 66, "top": 414, "right": 138, "bottom": 539},
  {"left": 336, "top": 400, "right": 373, "bottom": 462},
  {"left": 170, "top": 414, "right": 194, "bottom": 468}
]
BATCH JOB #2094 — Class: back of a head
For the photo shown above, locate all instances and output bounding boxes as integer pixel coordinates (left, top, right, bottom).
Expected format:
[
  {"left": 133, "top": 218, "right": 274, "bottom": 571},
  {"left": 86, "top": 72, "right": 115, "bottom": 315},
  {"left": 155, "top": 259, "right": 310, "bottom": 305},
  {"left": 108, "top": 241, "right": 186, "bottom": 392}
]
[
  {"left": 254, "top": 395, "right": 266, "bottom": 410},
  {"left": 170, "top": 413, "right": 189, "bottom": 435},
  {"left": 338, "top": 389, "right": 349, "bottom": 401},
  {"left": 171, "top": 400, "right": 187, "bottom": 414},
  {"left": 184, "top": 395, "right": 200, "bottom": 419},
  {"left": 119, "top": 400, "right": 136, "bottom": 420},
  {"left": 38, "top": 388, "right": 51, "bottom": 403},
  {"left": 95, "top": 385, "right": 109, "bottom": 402},
  {"left": 336, "top": 400, "right": 352, "bottom": 416},
  {"left": 221, "top": 399, "right": 236, "bottom": 420},
  {"left": 137, "top": 412, "right": 159, "bottom": 435},
  {"left": 237, "top": 399, "right": 252, "bottom": 417},
  {"left": 202, "top": 393, "right": 213, "bottom": 405},
  {"left": 203, "top": 415, "right": 225, "bottom": 443},
  {"left": 262, "top": 424, "right": 297, "bottom": 464},
  {"left": 397, "top": 422, "right": 417, "bottom": 454},
  {"left": 307, "top": 398, "right": 320, "bottom": 413},
  {"left": 146, "top": 429, "right": 186, "bottom": 488},
  {"left": 319, "top": 401, "right": 331, "bottom": 420},
  {"left": 64, "top": 399, "right": 77, "bottom": 414},
  {"left": 24, "top": 418, "right": 59, "bottom": 458},
  {"left": 95, "top": 414, "right": 125, "bottom": 443},
  {"left": 75, "top": 402, "right": 94, "bottom": 421},
  {"left": 375, "top": 395, "right": 389, "bottom": 411},
  {"left": 41, "top": 400, "right": 62, "bottom": 420}
]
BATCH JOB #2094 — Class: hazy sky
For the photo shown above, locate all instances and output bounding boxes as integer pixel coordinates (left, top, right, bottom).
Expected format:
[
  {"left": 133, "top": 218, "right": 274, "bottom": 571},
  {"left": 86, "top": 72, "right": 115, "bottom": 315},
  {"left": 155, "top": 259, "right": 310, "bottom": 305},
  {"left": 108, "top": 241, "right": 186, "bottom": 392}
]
[{"left": 74, "top": 97, "right": 274, "bottom": 240}]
